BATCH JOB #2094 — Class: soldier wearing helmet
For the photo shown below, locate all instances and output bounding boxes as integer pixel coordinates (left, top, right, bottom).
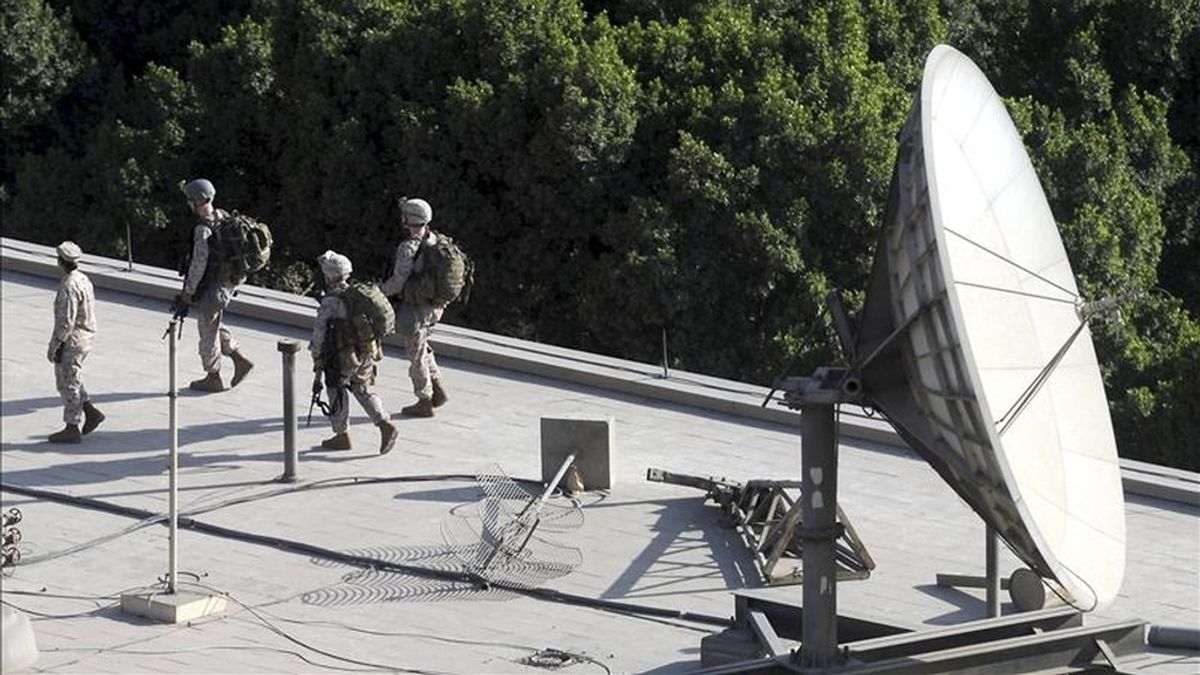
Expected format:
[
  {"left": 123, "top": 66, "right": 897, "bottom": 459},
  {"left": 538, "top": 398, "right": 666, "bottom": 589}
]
[
  {"left": 379, "top": 197, "right": 447, "bottom": 417},
  {"left": 47, "top": 241, "right": 105, "bottom": 443},
  {"left": 310, "top": 251, "right": 399, "bottom": 454},
  {"left": 176, "top": 178, "right": 255, "bottom": 392}
]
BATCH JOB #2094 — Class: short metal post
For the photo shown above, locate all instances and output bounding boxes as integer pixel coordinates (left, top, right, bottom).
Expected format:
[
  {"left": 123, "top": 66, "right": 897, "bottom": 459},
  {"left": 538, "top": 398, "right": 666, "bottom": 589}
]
[
  {"left": 798, "top": 402, "right": 839, "bottom": 667},
  {"left": 661, "top": 327, "right": 670, "bottom": 379},
  {"left": 278, "top": 341, "right": 301, "bottom": 483}
]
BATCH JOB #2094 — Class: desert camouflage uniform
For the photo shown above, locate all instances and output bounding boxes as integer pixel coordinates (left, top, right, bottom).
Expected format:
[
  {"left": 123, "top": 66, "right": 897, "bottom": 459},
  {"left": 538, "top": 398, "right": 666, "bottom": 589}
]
[
  {"left": 380, "top": 232, "right": 443, "bottom": 401},
  {"left": 310, "top": 282, "right": 387, "bottom": 434},
  {"left": 49, "top": 269, "right": 97, "bottom": 425},
  {"left": 183, "top": 209, "right": 239, "bottom": 374}
]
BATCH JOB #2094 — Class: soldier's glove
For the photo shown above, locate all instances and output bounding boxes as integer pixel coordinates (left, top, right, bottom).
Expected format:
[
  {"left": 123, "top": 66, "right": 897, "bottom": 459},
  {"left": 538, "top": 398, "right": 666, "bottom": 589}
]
[{"left": 312, "top": 373, "right": 324, "bottom": 395}]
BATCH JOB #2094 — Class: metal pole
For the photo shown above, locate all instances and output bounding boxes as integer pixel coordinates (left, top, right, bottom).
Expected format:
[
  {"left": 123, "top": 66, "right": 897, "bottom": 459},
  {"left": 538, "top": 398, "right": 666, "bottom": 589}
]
[
  {"left": 661, "top": 327, "right": 670, "bottom": 379},
  {"left": 278, "top": 341, "right": 301, "bottom": 482},
  {"left": 168, "top": 319, "right": 179, "bottom": 594},
  {"left": 798, "top": 402, "right": 839, "bottom": 667},
  {"left": 125, "top": 222, "right": 134, "bottom": 272},
  {"left": 985, "top": 526, "right": 1000, "bottom": 617}
]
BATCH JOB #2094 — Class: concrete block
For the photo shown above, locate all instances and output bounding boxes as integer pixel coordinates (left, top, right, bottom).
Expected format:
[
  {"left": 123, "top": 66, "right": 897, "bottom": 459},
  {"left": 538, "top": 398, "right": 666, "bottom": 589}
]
[
  {"left": 120, "top": 591, "right": 227, "bottom": 624},
  {"left": 541, "top": 417, "right": 615, "bottom": 491}
]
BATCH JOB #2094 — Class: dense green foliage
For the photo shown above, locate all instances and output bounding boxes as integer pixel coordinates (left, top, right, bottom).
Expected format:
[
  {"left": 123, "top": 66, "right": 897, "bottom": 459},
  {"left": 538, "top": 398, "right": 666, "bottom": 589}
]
[{"left": 3, "top": 0, "right": 1196, "bottom": 470}]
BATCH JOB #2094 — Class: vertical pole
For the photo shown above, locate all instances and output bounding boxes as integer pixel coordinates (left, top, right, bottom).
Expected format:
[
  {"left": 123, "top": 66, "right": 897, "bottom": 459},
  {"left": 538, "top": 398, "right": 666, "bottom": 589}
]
[
  {"left": 985, "top": 526, "right": 1000, "bottom": 617},
  {"left": 661, "top": 327, "right": 670, "bottom": 379},
  {"left": 167, "top": 320, "right": 179, "bottom": 594},
  {"left": 799, "top": 402, "right": 839, "bottom": 667},
  {"left": 278, "top": 341, "right": 301, "bottom": 482},
  {"left": 125, "top": 222, "right": 134, "bottom": 272}
]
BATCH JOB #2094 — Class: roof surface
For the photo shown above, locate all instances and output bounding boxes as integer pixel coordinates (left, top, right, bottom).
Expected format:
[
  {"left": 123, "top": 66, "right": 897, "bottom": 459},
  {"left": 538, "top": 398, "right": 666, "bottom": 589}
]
[{"left": 2, "top": 240, "right": 1197, "bottom": 674}]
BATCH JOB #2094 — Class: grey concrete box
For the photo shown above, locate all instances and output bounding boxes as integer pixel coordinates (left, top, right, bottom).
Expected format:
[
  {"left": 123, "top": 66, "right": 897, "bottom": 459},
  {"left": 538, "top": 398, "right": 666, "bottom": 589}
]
[{"left": 540, "top": 417, "right": 615, "bottom": 490}]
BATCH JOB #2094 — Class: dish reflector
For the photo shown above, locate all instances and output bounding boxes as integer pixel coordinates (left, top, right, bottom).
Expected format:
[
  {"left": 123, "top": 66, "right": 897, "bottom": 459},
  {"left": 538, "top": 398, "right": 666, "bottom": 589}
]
[{"left": 855, "top": 45, "right": 1126, "bottom": 609}]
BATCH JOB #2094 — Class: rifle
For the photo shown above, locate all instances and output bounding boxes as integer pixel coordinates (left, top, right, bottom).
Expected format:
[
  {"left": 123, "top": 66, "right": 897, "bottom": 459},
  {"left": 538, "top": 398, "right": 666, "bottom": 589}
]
[
  {"left": 162, "top": 294, "right": 190, "bottom": 340},
  {"left": 307, "top": 319, "right": 348, "bottom": 426},
  {"left": 307, "top": 373, "right": 332, "bottom": 427}
]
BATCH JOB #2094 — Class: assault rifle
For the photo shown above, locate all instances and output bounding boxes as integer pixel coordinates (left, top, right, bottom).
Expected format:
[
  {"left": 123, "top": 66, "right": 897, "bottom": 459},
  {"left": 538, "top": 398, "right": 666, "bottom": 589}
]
[{"left": 306, "top": 319, "right": 347, "bottom": 426}]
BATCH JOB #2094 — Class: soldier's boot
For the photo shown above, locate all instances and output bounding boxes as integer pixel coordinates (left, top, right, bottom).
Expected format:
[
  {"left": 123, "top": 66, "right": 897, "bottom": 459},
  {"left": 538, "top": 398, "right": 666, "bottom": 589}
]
[
  {"left": 400, "top": 397, "right": 435, "bottom": 418},
  {"left": 189, "top": 371, "right": 226, "bottom": 392},
  {"left": 49, "top": 424, "right": 82, "bottom": 444},
  {"left": 377, "top": 419, "right": 399, "bottom": 455},
  {"left": 430, "top": 378, "right": 448, "bottom": 408},
  {"left": 81, "top": 401, "right": 106, "bottom": 435},
  {"left": 321, "top": 433, "right": 352, "bottom": 451},
  {"left": 230, "top": 351, "right": 255, "bottom": 388}
]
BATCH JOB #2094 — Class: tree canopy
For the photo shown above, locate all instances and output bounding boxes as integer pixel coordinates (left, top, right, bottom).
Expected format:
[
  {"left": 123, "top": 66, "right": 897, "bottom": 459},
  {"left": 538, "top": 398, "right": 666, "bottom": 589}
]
[{"left": 3, "top": 0, "right": 1197, "bottom": 470}]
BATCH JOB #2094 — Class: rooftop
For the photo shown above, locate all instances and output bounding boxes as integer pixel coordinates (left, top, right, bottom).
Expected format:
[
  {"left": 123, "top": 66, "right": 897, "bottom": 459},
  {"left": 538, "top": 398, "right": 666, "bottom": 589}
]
[{"left": 2, "top": 237, "right": 1197, "bottom": 673}]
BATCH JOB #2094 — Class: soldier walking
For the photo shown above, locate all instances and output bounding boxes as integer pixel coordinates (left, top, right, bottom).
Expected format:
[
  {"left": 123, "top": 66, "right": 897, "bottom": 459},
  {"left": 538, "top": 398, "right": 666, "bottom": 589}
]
[
  {"left": 311, "top": 251, "right": 399, "bottom": 454},
  {"left": 47, "top": 242, "right": 104, "bottom": 443},
  {"left": 177, "top": 178, "right": 254, "bottom": 392},
  {"left": 380, "top": 197, "right": 448, "bottom": 417}
]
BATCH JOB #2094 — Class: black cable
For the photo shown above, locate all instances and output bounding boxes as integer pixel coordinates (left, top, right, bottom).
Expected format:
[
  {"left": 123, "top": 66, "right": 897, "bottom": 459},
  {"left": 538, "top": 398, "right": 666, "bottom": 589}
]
[{"left": 0, "top": 481, "right": 735, "bottom": 630}]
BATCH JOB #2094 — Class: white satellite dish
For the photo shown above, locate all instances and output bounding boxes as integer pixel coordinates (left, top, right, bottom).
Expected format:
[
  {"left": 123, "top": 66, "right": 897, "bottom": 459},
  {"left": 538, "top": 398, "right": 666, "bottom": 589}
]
[{"left": 855, "top": 44, "right": 1126, "bottom": 611}]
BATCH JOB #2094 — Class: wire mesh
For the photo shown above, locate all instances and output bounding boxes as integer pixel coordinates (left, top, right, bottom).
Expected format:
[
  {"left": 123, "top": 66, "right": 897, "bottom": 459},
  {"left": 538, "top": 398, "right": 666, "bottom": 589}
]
[
  {"left": 474, "top": 464, "right": 585, "bottom": 532},
  {"left": 442, "top": 464, "right": 585, "bottom": 588}
]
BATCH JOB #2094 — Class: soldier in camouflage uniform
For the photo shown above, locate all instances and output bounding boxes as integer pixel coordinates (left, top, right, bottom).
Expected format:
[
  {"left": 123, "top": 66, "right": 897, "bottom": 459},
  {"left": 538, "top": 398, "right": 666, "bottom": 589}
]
[
  {"left": 177, "top": 178, "right": 255, "bottom": 392},
  {"left": 380, "top": 197, "right": 447, "bottom": 418},
  {"left": 311, "top": 251, "right": 399, "bottom": 454},
  {"left": 47, "top": 242, "right": 105, "bottom": 443}
]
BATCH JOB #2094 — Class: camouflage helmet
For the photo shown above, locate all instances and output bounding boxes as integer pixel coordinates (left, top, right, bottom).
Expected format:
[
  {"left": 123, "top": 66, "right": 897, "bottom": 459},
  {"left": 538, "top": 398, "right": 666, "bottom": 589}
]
[
  {"left": 180, "top": 178, "right": 216, "bottom": 204},
  {"left": 56, "top": 241, "right": 83, "bottom": 263},
  {"left": 399, "top": 197, "right": 432, "bottom": 226}
]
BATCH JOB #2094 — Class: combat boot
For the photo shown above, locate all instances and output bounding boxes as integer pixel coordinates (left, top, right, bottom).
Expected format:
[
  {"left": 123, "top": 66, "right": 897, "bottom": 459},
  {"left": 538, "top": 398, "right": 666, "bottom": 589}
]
[
  {"left": 321, "top": 433, "right": 352, "bottom": 450},
  {"left": 430, "top": 378, "right": 448, "bottom": 408},
  {"left": 81, "top": 401, "right": 106, "bottom": 435},
  {"left": 399, "top": 397, "right": 434, "bottom": 418},
  {"left": 49, "top": 424, "right": 82, "bottom": 444},
  {"left": 230, "top": 350, "right": 255, "bottom": 387},
  {"left": 377, "top": 419, "right": 399, "bottom": 455},
  {"left": 189, "top": 371, "right": 226, "bottom": 392}
]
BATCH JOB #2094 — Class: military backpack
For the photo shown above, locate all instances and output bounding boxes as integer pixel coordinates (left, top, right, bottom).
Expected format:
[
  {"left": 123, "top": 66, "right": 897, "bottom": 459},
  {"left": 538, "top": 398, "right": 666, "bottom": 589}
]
[
  {"left": 334, "top": 282, "right": 395, "bottom": 368},
  {"left": 403, "top": 231, "right": 474, "bottom": 307},
  {"left": 210, "top": 211, "right": 273, "bottom": 287}
]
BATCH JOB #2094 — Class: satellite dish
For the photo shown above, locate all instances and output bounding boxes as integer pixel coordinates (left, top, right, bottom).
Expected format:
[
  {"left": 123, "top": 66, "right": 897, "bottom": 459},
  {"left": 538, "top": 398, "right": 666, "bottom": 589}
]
[{"left": 854, "top": 44, "right": 1126, "bottom": 610}]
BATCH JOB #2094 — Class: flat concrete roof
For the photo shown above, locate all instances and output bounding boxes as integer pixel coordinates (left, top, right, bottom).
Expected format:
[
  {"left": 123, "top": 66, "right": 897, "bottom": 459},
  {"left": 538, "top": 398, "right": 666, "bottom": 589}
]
[{"left": 2, "top": 239, "right": 1197, "bottom": 673}]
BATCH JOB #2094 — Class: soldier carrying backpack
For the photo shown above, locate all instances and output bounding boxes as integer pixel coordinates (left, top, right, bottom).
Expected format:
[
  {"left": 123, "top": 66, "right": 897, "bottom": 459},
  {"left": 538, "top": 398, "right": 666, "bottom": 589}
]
[
  {"left": 176, "top": 178, "right": 271, "bottom": 392},
  {"left": 310, "top": 250, "right": 399, "bottom": 455},
  {"left": 380, "top": 197, "right": 473, "bottom": 418}
]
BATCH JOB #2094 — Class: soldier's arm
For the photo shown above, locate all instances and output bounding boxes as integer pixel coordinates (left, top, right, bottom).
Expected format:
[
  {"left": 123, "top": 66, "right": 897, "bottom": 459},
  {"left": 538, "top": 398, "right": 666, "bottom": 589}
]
[
  {"left": 378, "top": 240, "right": 418, "bottom": 297},
  {"left": 182, "top": 225, "right": 212, "bottom": 296},
  {"left": 47, "top": 282, "right": 77, "bottom": 359}
]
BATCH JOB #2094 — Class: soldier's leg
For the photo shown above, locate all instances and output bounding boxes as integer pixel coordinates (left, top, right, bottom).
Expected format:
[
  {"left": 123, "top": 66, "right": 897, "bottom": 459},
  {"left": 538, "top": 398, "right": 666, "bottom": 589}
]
[
  {"left": 349, "top": 364, "right": 386, "bottom": 424},
  {"left": 54, "top": 349, "right": 87, "bottom": 426},
  {"left": 194, "top": 302, "right": 223, "bottom": 374},
  {"left": 352, "top": 364, "right": 397, "bottom": 454},
  {"left": 407, "top": 327, "right": 435, "bottom": 401}
]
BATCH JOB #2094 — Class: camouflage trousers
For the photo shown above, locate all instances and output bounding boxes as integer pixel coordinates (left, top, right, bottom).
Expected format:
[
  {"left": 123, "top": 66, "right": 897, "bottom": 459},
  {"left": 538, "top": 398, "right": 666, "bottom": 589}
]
[
  {"left": 195, "top": 288, "right": 238, "bottom": 374},
  {"left": 400, "top": 305, "right": 443, "bottom": 401},
  {"left": 55, "top": 346, "right": 91, "bottom": 425},
  {"left": 331, "top": 361, "right": 386, "bottom": 434}
]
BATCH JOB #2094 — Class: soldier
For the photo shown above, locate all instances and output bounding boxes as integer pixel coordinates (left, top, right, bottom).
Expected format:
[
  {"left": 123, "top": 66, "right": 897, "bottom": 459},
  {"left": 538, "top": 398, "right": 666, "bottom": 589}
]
[
  {"left": 47, "top": 241, "right": 104, "bottom": 443},
  {"left": 311, "top": 250, "right": 399, "bottom": 454},
  {"left": 177, "top": 178, "right": 254, "bottom": 392},
  {"left": 379, "top": 197, "right": 447, "bottom": 418}
]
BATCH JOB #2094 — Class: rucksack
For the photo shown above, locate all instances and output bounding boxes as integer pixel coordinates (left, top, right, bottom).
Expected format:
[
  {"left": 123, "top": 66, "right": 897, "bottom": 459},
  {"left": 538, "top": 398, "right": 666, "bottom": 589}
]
[
  {"left": 403, "top": 231, "right": 474, "bottom": 307},
  {"left": 338, "top": 282, "right": 395, "bottom": 355},
  {"left": 210, "top": 211, "right": 273, "bottom": 286}
]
